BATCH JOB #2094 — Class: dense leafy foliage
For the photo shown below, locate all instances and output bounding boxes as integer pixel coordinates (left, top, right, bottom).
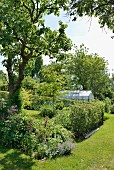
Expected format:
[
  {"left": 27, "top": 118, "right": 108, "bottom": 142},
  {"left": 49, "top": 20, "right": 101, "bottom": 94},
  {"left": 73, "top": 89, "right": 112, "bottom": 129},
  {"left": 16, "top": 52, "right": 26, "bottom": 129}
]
[
  {"left": 65, "top": 44, "right": 110, "bottom": 99},
  {"left": 70, "top": 101, "right": 105, "bottom": 139},
  {"left": 0, "top": 0, "right": 72, "bottom": 110},
  {"left": 40, "top": 104, "right": 57, "bottom": 118},
  {"left": 69, "top": 0, "right": 114, "bottom": 33},
  {"left": 0, "top": 70, "right": 8, "bottom": 91},
  {"left": 0, "top": 113, "right": 75, "bottom": 159}
]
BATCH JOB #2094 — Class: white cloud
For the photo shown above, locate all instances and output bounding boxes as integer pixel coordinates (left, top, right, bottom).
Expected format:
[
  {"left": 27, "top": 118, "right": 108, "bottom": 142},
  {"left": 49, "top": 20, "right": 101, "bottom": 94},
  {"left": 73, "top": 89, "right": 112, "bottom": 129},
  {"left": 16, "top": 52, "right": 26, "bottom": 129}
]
[{"left": 66, "top": 17, "right": 114, "bottom": 73}]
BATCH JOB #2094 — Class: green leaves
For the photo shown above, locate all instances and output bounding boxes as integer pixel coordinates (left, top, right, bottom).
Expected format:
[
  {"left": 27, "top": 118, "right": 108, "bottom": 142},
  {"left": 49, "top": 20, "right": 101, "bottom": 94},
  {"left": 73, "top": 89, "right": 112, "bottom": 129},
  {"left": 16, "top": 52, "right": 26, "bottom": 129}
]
[
  {"left": 0, "top": 0, "right": 72, "bottom": 106},
  {"left": 65, "top": 44, "right": 110, "bottom": 99},
  {"left": 69, "top": 0, "right": 114, "bottom": 32}
]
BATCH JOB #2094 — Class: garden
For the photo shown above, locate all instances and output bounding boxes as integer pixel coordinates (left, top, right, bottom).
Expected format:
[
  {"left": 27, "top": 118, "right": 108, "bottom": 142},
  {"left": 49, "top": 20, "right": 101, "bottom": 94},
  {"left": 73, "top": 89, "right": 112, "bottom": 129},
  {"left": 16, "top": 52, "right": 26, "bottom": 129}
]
[{"left": 1, "top": 0, "right": 114, "bottom": 169}]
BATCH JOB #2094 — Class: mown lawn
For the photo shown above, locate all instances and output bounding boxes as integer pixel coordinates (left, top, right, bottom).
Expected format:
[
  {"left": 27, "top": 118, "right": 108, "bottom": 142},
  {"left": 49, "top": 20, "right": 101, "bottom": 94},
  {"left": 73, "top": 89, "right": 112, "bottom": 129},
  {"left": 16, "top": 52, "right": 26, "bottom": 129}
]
[{"left": 0, "top": 113, "right": 114, "bottom": 170}]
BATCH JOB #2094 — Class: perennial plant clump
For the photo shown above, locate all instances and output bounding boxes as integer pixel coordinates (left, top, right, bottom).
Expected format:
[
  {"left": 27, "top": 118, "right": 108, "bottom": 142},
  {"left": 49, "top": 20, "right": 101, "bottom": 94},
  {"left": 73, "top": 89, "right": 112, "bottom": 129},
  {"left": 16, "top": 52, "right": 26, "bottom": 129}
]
[{"left": 0, "top": 113, "right": 75, "bottom": 159}]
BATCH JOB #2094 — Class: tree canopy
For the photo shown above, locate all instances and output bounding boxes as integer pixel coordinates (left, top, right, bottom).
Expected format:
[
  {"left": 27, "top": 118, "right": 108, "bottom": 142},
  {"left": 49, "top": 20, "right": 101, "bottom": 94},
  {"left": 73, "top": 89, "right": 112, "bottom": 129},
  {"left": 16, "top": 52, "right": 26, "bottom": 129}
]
[
  {"left": 65, "top": 44, "right": 110, "bottom": 99},
  {"left": 69, "top": 0, "right": 114, "bottom": 32},
  {"left": 0, "top": 0, "right": 72, "bottom": 109}
]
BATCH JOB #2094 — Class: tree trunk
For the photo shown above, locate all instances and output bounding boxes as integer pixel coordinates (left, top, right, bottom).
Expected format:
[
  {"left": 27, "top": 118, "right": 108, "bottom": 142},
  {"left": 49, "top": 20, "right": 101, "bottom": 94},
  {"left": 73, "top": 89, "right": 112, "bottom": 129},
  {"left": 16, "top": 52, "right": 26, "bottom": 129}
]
[{"left": 6, "top": 55, "right": 29, "bottom": 111}]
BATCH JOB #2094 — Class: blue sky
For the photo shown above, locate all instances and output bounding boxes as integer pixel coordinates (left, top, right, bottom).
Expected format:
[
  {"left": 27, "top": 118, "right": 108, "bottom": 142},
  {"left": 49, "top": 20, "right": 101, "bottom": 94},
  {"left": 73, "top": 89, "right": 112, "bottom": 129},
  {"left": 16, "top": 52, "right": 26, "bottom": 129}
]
[{"left": 1, "top": 11, "right": 114, "bottom": 74}]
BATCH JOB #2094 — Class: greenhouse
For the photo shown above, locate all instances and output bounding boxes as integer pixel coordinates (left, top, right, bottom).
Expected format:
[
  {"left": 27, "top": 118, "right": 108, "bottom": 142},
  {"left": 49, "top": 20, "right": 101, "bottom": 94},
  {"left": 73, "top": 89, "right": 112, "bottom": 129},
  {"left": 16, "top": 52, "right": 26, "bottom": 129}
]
[{"left": 60, "top": 90, "right": 94, "bottom": 101}]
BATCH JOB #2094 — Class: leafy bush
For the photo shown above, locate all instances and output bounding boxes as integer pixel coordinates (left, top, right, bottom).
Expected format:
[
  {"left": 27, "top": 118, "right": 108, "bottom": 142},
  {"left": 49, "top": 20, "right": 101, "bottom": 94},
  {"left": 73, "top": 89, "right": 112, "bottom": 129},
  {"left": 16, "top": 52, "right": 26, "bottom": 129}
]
[
  {"left": 8, "top": 88, "right": 23, "bottom": 112},
  {"left": 36, "top": 124, "right": 75, "bottom": 159},
  {"left": 60, "top": 98, "right": 75, "bottom": 107},
  {"left": 104, "top": 97, "right": 111, "bottom": 113},
  {"left": 30, "top": 95, "right": 52, "bottom": 110},
  {"left": 70, "top": 101, "right": 105, "bottom": 139},
  {"left": 0, "top": 91, "right": 9, "bottom": 100},
  {"left": 0, "top": 114, "right": 32, "bottom": 148},
  {"left": 111, "top": 104, "right": 114, "bottom": 114},
  {"left": 55, "top": 101, "right": 64, "bottom": 110},
  {"left": 0, "top": 113, "right": 75, "bottom": 159},
  {"left": 51, "top": 109, "right": 72, "bottom": 130},
  {"left": 20, "top": 88, "right": 32, "bottom": 109},
  {"left": 40, "top": 105, "right": 56, "bottom": 118}
]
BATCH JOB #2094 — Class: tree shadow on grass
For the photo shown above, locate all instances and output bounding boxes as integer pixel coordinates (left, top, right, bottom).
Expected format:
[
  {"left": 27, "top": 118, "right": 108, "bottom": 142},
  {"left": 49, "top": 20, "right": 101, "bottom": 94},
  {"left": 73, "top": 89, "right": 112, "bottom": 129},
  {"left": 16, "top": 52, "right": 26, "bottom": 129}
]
[{"left": 0, "top": 146, "right": 34, "bottom": 170}]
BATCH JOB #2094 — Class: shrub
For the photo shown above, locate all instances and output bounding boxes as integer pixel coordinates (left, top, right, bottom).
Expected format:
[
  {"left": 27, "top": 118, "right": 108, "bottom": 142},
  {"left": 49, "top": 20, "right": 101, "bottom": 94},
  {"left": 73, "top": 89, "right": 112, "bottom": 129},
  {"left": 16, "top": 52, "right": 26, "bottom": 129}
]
[
  {"left": 40, "top": 105, "right": 56, "bottom": 118},
  {"left": 35, "top": 124, "right": 75, "bottom": 159},
  {"left": 30, "top": 95, "right": 52, "bottom": 110},
  {"left": 0, "top": 113, "right": 75, "bottom": 159},
  {"left": 70, "top": 101, "right": 105, "bottom": 139},
  {"left": 111, "top": 104, "right": 114, "bottom": 114},
  {"left": 55, "top": 101, "right": 64, "bottom": 110},
  {"left": 8, "top": 88, "right": 23, "bottom": 112},
  {"left": 51, "top": 110, "right": 72, "bottom": 130},
  {"left": 0, "top": 91, "right": 9, "bottom": 100},
  {"left": 104, "top": 97, "right": 111, "bottom": 113},
  {"left": 58, "top": 98, "right": 75, "bottom": 107},
  {"left": 20, "top": 88, "right": 32, "bottom": 109},
  {"left": 0, "top": 114, "right": 32, "bottom": 148}
]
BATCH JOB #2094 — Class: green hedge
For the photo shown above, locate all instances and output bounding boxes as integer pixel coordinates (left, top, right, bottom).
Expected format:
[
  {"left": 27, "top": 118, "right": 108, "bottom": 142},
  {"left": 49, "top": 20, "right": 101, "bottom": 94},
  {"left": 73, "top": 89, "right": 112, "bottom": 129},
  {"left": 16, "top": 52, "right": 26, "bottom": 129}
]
[{"left": 70, "top": 101, "right": 105, "bottom": 139}]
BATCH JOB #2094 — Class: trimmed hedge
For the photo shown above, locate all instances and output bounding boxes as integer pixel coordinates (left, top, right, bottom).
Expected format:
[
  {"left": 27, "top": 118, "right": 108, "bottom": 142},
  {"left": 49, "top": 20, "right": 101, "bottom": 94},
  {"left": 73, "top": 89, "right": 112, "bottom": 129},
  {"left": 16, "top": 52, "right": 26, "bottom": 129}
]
[{"left": 70, "top": 101, "right": 105, "bottom": 139}]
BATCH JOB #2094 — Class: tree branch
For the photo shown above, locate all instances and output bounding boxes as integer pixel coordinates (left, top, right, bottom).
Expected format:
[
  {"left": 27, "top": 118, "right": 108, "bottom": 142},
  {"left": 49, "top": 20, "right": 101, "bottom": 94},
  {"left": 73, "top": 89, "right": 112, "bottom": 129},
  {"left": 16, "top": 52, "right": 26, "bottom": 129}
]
[{"left": 93, "top": 1, "right": 114, "bottom": 11}]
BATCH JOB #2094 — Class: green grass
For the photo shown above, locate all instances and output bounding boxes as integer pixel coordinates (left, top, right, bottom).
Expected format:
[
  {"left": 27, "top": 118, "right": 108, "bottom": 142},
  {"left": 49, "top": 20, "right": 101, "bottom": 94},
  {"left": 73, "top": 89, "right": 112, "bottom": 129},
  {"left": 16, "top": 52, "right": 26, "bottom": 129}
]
[{"left": 0, "top": 113, "right": 114, "bottom": 170}]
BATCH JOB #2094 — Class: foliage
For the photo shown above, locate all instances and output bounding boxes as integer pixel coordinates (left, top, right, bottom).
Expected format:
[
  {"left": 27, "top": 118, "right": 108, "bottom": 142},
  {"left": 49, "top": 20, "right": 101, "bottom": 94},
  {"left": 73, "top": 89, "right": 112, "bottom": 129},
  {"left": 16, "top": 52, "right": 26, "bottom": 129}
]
[
  {"left": 55, "top": 101, "right": 64, "bottom": 110},
  {"left": 65, "top": 44, "right": 110, "bottom": 99},
  {"left": 0, "top": 70, "right": 8, "bottom": 91},
  {"left": 111, "top": 104, "right": 114, "bottom": 114},
  {"left": 31, "top": 56, "right": 43, "bottom": 78},
  {"left": 0, "top": 91, "right": 9, "bottom": 100},
  {"left": 104, "top": 97, "right": 111, "bottom": 113},
  {"left": 58, "top": 98, "right": 75, "bottom": 107},
  {"left": 0, "top": 0, "right": 72, "bottom": 109},
  {"left": 69, "top": 0, "right": 114, "bottom": 33},
  {"left": 30, "top": 95, "right": 53, "bottom": 110},
  {"left": 36, "top": 124, "right": 75, "bottom": 159},
  {"left": 40, "top": 104, "right": 56, "bottom": 118},
  {"left": 20, "top": 88, "right": 32, "bottom": 109},
  {"left": 22, "top": 76, "right": 40, "bottom": 94},
  {"left": 70, "top": 101, "right": 105, "bottom": 139},
  {"left": 8, "top": 88, "right": 23, "bottom": 112},
  {"left": 0, "top": 113, "right": 74, "bottom": 159},
  {"left": 37, "top": 63, "right": 66, "bottom": 111},
  {"left": 51, "top": 109, "right": 72, "bottom": 130},
  {"left": 0, "top": 113, "right": 114, "bottom": 169}
]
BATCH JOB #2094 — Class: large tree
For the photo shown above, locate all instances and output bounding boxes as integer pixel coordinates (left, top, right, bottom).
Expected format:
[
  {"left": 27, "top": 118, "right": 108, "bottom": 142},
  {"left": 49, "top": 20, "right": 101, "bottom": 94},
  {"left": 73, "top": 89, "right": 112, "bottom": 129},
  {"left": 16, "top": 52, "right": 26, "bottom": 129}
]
[
  {"left": 69, "top": 0, "right": 114, "bottom": 32},
  {"left": 65, "top": 44, "right": 110, "bottom": 99},
  {"left": 0, "top": 0, "right": 72, "bottom": 109}
]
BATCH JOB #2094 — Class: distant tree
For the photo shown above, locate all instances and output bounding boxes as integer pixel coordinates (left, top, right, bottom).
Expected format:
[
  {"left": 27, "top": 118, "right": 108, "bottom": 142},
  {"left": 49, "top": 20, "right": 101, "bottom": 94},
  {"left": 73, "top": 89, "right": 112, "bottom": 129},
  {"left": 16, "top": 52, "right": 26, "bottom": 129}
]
[
  {"left": 39, "top": 63, "right": 65, "bottom": 110},
  {"left": 0, "top": 0, "right": 72, "bottom": 110},
  {"left": 69, "top": 0, "right": 114, "bottom": 32},
  {"left": 66, "top": 44, "right": 110, "bottom": 99}
]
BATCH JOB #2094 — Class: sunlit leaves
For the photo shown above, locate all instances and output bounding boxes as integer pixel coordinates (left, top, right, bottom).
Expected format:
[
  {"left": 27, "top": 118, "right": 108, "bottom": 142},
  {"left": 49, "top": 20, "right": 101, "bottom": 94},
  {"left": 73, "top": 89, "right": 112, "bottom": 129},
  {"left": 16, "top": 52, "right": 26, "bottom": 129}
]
[{"left": 69, "top": 0, "right": 114, "bottom": 32}]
